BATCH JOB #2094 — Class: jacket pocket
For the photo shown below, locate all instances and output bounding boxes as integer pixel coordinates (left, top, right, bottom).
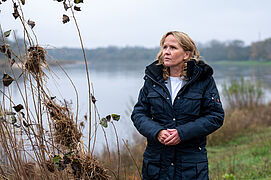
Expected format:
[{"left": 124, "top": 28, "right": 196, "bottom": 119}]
[
  {"left": 142, "top": 150, "right": 161, "bottom": 180},
  {"left": 147, "top": 91, "right": 164, "bottom": 114},
  {"left": 180, "top": 92, "right": 202, "bottom": 116},
  {"left": 142, "top": 159, "right": 161, "bottom": 180},
  {"left": 181, "top": 161, "right": 208, "bottom": 180},
  {"left": 181, "top": 162, "right": 197, "bottom": 180},
  {"left": 196, "top": 161, "right": 209, "bottom": 179}
]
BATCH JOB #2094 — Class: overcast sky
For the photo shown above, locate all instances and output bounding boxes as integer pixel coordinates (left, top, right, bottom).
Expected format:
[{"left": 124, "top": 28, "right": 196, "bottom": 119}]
[{"left": 1, "top": 0, "right": 270, "bottom": 49}]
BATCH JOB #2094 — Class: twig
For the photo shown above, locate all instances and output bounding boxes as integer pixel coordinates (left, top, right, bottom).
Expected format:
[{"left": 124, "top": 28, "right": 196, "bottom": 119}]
[
  {"left": 67, "top": 0, "right": 92, "bottom": 154},
  {"left": 111, "top": 122, "right": 120, "bottom": 179},
  {"left": 122, "top": 139, "right": 142, "bottom": 179}
]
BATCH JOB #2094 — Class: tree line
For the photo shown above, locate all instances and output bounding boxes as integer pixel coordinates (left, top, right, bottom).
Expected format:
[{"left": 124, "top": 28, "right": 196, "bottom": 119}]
[{"left": 1, "top": 37, "right": 271, "bottom": 63}]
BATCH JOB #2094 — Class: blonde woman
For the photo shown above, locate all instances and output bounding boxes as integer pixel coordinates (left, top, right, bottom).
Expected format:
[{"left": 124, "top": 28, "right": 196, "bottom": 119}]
[{"left": 131, "top": 31, "right": 224, "bottom": 179}]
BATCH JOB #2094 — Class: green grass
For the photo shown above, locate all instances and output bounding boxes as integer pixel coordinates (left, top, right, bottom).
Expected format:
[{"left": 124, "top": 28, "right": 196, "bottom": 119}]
[
  {"left": 211, "top": 60, "right": 271, "bottom": 66},
  {"left": 208, "top": 127, "right": 271, "bottom": 179}
]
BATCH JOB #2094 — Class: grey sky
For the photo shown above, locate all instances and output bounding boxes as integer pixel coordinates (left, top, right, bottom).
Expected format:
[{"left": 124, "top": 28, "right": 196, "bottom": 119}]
[{"left": 1, "top": 0, "right": 270, "bottom": 49}]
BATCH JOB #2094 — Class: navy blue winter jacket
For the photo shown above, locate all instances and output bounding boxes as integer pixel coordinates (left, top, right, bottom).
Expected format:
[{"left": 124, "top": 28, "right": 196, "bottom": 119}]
[{"left": 131, "top": 60, "right": 224, "bottom": 179}]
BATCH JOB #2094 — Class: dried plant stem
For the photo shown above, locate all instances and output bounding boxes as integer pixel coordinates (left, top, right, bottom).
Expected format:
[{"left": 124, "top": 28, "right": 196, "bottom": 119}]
[
  {"left": 101, "top": 127, "right": 112, "bottom": 166},
  {"left": 57, "top": 62, "right": 79, "bottom": 125},
  {"left": 12, "top": 0, "right": 33, "bottom": 46},
  {"left": 111, "top": 122, "right": 120, "bottom": 180},
  {"left": 67, "top": 0, "right": 92, "bottom": 154},
  {"left": 91, "top": 82, "right": 101, "bottom": 156},
  {"left": 122, "top": 139, "right": 142, "bottom": 179}
]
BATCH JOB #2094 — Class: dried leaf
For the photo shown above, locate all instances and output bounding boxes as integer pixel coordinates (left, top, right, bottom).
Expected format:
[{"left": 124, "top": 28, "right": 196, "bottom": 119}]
[
  {"left": 12, "top": 11, "right": 19, "bottom": 19},
  {"left": 4, "top": 30, "right": 11, "bottom": 37},
  {"left": 91, "top": 94, "right": 96, "bottom": 104},
  {"left": 2, "top": 73, "right": 14, "bottom": 86},
  {"left": 27, "top": 19, "right": 35, "bottom": 28},
  {"left": 62, "top": 14, "right": 70, "bottom": 24},
  {"left": 79, "top": 121, "right": 84, "bottom": 128},
  {"left": 100, "top": 118, "right": 108, "bottom": 128},
  {"left": 106, "top": 115, "right": 111, "bottom": 122},
  {"left": 13, "top": 3, "right": 19, "bottom": 19},
  {"left": 74, "top": 6, "right": 81, "bottom": 11},
  {"left": 21, "top": 0, "right": 25, "bottom": 5},
  {"left": 13, "top": 3, "right": 18, "bottom": 9},
  {"left": 111, "top": 114, "right": 120, "bottom": 121},
  {"left": 63, "top": 2, "right": 69, "bottom": 11},
  {"left": 13, "top": 104, "right": 24, "bottom": 112},
  {"left": 74, "top": 0, "right": 83, "bottom": 4},
  {"left": 0, "top": 45, "right": 6, "bottom": 53}
]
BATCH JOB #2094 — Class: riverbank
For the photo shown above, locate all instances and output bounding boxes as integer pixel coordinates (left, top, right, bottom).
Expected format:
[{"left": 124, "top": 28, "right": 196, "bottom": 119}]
[{"left": 211, "top": 60, "right": 271, "bottom": 66}]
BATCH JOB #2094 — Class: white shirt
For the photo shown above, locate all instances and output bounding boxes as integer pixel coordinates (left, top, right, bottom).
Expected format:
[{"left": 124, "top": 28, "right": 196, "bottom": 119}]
[{"left": 169, "top": 76, "right": 183, "bottom": 104}]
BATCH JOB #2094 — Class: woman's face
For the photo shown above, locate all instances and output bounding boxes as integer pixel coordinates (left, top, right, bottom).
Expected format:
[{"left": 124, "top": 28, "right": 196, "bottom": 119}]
[{"left": 162, "top": 34, "right": 190, "bottom": 68}]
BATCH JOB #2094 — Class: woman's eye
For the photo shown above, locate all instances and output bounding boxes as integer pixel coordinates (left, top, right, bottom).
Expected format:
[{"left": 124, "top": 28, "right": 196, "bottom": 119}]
[{"left": 163, "top": 46, "right": 167, "bottom": 49}]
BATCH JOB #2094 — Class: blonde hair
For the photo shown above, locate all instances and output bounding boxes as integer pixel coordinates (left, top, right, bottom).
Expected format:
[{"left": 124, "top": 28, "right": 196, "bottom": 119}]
[{"left": 157, "top": 31, "right": 200, "bottom": 79}]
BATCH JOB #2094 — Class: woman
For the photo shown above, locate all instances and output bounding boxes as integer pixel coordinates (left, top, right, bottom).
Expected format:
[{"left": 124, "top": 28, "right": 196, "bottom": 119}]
[{"left": 131, "top": 31, "right": 224, "bottom": 179}]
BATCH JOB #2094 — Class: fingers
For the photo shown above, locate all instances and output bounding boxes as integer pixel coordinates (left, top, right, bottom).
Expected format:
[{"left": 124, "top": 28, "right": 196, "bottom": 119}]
[
  {"left": 157, "top": 130, "right": 171, "bottom": 143},
  {"left": 163, "top": 129, "right": 181, "bottom": 146},
  {"left": 164, "top": 136, "right": 181, "bottom": 145}
]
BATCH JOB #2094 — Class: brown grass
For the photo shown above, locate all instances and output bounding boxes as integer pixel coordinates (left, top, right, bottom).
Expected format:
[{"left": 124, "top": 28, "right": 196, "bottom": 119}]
[
  {"left": 207, "top": 103, "right": 271, "bottom": 146},
  {"left": 25, "top": 46, "right": 47, "bottom": 76},
  {"left": 46, "top": 100, "right": 82, "bottom": 150}
]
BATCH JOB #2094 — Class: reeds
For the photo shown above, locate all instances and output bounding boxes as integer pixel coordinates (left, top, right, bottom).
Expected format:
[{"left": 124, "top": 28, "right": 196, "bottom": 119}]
[{"left": 0, "top": 0, "right": 113, "bottom": 179}]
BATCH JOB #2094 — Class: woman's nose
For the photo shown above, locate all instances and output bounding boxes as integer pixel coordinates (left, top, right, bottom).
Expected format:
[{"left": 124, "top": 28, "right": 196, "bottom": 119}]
[{"left": 164, "top": 48, "right": 170, "bottom": 54}]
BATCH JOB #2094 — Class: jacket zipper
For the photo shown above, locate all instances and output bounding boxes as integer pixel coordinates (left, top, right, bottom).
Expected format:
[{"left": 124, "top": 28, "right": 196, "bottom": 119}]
[
  {"left": 145, "top": 74, "right": 171, "bottom": 98},
  {"left": 177, "top": 68, "right": 201, "bottom": 96}
]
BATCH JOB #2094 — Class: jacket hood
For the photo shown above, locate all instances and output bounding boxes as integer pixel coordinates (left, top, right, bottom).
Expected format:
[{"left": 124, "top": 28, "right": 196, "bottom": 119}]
[{"left": 145, "top": 60, "right": 213, "bottom": 81}]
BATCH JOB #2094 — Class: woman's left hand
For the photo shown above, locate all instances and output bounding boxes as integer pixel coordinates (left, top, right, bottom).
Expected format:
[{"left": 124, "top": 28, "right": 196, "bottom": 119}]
[{"left": 163, "top": 129, "right": 181, "bottom": 146}]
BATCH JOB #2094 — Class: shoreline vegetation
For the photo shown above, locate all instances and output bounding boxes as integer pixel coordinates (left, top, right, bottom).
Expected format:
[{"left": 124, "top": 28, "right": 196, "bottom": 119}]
[{"left": 211, "top": 60, "right": 271, "bottom": 66}]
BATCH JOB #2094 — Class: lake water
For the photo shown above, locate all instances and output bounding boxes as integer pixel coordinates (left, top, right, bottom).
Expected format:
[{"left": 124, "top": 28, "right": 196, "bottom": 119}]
[{"left": 3, "top": 61, "right": 271, "bottom": 153}]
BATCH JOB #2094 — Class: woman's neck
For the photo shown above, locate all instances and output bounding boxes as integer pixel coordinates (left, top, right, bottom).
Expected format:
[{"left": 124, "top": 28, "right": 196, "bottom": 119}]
[{"left": 169, "top": 63, "right": 184, "bottom": 77}]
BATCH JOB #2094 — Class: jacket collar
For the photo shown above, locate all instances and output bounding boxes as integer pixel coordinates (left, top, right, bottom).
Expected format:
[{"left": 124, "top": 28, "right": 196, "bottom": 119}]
[
  {"left": 145, "top": 59, "right": 213, "bottom": 82},
  {"left": 145, "top": 60, "right": 164, "bottom": 83}
]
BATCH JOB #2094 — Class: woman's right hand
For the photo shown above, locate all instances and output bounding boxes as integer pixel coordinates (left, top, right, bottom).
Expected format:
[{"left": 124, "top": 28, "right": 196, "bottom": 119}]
[
  {"left": 157, "top": 129, "right": 181, "bottom": 145},
  {"left": 157, "top": 130, "right": 171, "bottom": 144}
]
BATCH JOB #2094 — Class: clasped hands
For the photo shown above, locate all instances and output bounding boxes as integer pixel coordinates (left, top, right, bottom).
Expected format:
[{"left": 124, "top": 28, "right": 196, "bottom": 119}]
[{"left": 157, "top": 129, "right": 181, "bottom": 145}]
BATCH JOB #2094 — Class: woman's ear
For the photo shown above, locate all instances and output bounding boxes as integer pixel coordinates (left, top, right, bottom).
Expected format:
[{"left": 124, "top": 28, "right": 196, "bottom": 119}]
[{"left": 184, "top": 51, "right": 191, "bottom": 60}]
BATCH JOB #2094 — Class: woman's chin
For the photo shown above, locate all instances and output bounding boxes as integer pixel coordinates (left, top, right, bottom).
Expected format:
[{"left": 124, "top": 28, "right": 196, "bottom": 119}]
[{"left": 163, "top": 61, "right": 173, "bottom": 67}]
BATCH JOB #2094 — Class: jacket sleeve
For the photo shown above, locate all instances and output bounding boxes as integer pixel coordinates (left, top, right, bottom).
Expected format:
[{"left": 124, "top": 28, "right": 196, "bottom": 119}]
[
  {"left": 176, "top": 76, "right": 224, "bottom": 142},
  {"left": 131, "top": 82, "right": 164, "bottom": 142}
]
